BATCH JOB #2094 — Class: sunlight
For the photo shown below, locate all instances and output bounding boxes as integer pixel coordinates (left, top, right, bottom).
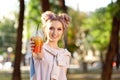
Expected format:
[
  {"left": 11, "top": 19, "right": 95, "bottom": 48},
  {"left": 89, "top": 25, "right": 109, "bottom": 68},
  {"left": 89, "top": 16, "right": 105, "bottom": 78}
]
[
  {"left": 0, "top": 0, "right": 18, "bottom": 19},
  {"left": 65, "top": 0, "right": 113, "bottom": 12}
]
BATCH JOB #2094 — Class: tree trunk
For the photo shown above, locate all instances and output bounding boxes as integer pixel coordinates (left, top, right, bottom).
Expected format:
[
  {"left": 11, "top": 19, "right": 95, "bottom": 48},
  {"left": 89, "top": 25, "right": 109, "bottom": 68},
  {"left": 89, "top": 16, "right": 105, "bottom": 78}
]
[
  {"left": 58, "top": 0, "right": 67, "bottom": 13},
  {"left": 12, "top": 0, "right": 25, "bottom": 80},
  {"left": 101, "top": 15, "right": 120, "bottom": 80},
  {"left": 41, "top": 0, "right": 50, "bottom": 12}
]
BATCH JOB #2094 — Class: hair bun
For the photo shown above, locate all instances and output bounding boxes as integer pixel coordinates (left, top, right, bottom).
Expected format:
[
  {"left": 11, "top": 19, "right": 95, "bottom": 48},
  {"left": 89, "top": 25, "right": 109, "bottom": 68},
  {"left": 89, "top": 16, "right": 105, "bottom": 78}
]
[
  {"left": 41, "top": 11, "right": 56, "bottom": 24},
  {"left": 41, "top": 11, "right": 71, "bottom": 29},
  {"left": 58, "top": 13, "right": 71, "bottom": 28}
]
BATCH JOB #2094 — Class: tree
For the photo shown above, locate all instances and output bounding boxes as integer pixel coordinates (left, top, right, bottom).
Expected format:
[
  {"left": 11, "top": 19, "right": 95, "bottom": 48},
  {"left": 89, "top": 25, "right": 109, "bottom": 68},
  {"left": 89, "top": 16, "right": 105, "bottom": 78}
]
[
  {"left": 41, "top": 0, "right": 50, "bottom": 12},
  {"left": 12, "top": 0, "right": 25, "bottom": 80},
  {"left": 101, "top": 0, "right": 120, "bottom": 80},
  {"left": 58, "top": 0, "right": 67, "bottom": 13},
  {"left": 0, "top": 18, "right": 16, "bottom": 53},
  {"left": 83, "top": 7, "right": 112, "bottom": 67}
]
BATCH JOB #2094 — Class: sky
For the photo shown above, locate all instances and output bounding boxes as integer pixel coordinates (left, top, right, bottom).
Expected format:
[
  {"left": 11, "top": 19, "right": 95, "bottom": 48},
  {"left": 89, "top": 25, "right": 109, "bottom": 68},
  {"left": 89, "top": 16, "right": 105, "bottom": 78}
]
[
  {"left": 65, "top": 0, "right": 113, "bottom": 12},
  {"left": 0, "top": 0, "right": 116, "bottom": 19},
  {"left": 0, "top": 0, "right": 18, "bottom": 19}
]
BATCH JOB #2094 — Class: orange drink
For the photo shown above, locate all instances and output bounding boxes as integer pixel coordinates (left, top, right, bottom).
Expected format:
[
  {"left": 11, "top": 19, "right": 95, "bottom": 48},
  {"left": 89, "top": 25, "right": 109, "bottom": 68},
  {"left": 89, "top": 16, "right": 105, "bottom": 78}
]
[{"left": 31, "top": 36, "right": 43, "bottom": 53}]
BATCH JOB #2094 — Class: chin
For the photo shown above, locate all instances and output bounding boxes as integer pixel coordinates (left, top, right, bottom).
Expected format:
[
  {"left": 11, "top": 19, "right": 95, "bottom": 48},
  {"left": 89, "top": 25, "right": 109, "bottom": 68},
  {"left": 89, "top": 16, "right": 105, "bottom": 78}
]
[{"left": 50, "top": 39, "right": 58, "bottom": 42}]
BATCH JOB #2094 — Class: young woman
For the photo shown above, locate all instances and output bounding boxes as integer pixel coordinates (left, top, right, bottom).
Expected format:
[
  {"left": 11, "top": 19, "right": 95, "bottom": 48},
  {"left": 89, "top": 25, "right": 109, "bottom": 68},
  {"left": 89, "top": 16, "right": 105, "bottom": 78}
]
[{"left": 30, "top": 11, "right": 71, "bottom": 80}]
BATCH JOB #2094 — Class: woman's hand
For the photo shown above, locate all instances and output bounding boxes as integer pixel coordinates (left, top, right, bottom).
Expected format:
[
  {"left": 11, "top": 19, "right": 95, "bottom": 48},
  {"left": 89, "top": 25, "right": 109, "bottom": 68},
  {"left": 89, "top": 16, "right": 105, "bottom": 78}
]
[
  {"left": 32, "top": 52, "right": 44, "bottom": 59},
  {"left": 30, "top": 39, "right": 35, "bottom": 52},
  {"left": 30, "top": 39, "right": 44, "bottom": 59}
]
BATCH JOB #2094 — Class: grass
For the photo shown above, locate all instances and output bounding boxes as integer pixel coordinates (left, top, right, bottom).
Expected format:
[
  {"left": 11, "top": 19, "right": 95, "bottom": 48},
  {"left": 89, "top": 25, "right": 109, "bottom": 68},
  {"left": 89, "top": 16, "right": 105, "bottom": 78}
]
[
  {"left": 0, "top": 70, "right": 29, "bottom": 80},
  {"left": 0, "top": 69, "right": 120, "bottom": 80}
]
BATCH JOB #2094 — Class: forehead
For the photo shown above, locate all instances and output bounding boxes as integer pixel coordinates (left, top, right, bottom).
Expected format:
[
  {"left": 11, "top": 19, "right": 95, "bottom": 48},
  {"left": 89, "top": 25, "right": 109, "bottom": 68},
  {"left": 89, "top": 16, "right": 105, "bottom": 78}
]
[{"left": 46, "top": 20, "right": 63, "bottom": 28}]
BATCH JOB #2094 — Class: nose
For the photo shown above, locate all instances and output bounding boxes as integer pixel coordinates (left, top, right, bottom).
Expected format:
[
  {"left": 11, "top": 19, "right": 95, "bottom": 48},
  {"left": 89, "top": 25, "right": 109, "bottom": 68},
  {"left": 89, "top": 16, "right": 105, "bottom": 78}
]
[
  {"left": 52, "top": 29, "right": 58, "bottom": 35},
  {"left": 53, "top": 29, "right": 57, "bottom": 34}
]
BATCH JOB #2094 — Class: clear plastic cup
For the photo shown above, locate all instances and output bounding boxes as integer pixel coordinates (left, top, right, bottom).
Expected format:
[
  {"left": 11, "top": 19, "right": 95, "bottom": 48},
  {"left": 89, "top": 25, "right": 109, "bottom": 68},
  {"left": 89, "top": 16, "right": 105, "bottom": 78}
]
[
  {"left": 31, "top": 25, "right": 44, "bottom": 54},
  {"left": 31, "top": 35, "right": 43, "bottom": 53}
]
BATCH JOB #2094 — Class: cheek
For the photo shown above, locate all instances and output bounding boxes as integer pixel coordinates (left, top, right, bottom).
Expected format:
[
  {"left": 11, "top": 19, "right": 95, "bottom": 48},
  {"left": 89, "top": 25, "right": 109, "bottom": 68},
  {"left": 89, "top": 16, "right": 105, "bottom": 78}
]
[
  {"left": 59, "top": 31, "right": 64, "bottom": 37},
  {"left": 45, "top": 29, "right": 53, "bottom": 38}
]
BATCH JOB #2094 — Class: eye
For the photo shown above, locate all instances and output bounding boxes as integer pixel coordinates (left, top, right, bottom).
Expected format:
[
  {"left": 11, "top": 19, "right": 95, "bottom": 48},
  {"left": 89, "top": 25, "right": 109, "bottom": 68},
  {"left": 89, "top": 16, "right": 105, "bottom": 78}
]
[
  {"left": 49, "top": 27, "right": 54, "bottom": 30},
  {"left": 58, "top": 28, "right": 62, "bottom": 31}
]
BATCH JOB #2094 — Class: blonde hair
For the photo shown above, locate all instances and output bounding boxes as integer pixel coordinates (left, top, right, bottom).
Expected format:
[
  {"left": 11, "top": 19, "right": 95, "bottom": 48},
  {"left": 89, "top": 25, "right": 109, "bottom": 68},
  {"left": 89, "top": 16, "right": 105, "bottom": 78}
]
[{"left": 41, "top": 11, "right": 71, "bottom": 29}]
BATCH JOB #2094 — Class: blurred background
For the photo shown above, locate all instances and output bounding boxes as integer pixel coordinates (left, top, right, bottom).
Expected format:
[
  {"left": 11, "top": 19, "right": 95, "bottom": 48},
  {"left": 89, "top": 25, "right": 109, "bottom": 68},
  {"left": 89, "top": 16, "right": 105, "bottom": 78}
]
[{"left": 0, "top": 0, "right": 120, "bottom": 80}]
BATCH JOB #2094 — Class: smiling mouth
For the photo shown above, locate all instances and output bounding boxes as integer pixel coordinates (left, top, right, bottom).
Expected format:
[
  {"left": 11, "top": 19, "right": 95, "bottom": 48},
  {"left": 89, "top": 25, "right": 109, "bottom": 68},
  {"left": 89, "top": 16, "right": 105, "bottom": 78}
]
[
  {"left": 51, "top": 34, "right": 57, "bottom": 38},
  {"left": 52, "top": 36, "right": 57, "bottom": 39}
]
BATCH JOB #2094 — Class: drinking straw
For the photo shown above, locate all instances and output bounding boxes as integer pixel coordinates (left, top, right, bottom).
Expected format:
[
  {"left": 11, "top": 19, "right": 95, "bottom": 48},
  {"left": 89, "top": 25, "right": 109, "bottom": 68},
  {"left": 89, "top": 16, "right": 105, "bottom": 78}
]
[{"left": 36, "top": 24, "right": 39, "bottom": 35}]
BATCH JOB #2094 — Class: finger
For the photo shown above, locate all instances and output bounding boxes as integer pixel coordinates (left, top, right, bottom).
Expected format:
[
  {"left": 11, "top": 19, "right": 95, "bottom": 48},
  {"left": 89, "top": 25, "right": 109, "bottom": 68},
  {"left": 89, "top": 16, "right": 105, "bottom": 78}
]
[
  {"left": 30, "top": 40, "right": 35, "bottom": 44},
  {"left": 30, "top": 43, "right": 35, "bottom": 47}
]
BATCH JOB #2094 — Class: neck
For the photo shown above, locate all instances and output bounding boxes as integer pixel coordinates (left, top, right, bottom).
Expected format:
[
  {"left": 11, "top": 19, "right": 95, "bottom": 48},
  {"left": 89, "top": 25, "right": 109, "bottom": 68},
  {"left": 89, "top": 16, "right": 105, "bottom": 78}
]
[{"left": 45, "top": 40, "right": 59, "bottom": 49}]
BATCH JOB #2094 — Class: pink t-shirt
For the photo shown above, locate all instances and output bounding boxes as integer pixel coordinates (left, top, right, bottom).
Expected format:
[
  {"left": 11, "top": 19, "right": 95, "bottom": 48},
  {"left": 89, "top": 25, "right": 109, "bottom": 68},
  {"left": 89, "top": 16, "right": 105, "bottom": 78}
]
[{"left": 32, "top": 43, "right": 71, "bottom": 80}]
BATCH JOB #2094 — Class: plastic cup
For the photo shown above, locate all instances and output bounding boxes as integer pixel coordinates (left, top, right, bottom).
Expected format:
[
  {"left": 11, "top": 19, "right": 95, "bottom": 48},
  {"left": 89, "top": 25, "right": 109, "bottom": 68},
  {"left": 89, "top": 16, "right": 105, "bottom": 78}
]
[
  {"left": 31, "top": 25, "right": 44, "bottom": 54},
  {"left": 31, "top": 36, "right": 43, "bottom": 53}
]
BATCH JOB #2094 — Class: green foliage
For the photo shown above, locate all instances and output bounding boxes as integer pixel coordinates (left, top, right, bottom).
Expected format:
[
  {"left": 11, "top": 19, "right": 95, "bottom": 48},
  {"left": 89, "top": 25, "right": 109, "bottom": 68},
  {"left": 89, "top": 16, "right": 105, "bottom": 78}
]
[
  {"left": 25, "top": 0, "right": 42, "bottom": 40},
  {"left": 50, "top": 2, "right": 62, "bottom": 13},
  {"left": 0, "top": 18, "right": 16, "bottom": 54},
  {"left": 82, "top": 7, "right": 112, "bottom": 50},
  {"left": 66, "top": 8, "right": 87, "bottom": 53},
  {"left": 107, "top": 0, "right": 120, "bottom": 17},
  {"left": 26, "top": 0, "right": 41, "bottom": 24}
]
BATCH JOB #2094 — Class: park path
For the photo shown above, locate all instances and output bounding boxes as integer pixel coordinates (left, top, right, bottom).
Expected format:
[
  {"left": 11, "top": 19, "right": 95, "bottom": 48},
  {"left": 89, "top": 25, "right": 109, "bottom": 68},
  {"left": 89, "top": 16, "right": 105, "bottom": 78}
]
[
  {"left": 67, "top": 73, "right": 120, "bottom": 80},
  {"left": 0, "top": 66, "right": 120, "bottom": 80}
]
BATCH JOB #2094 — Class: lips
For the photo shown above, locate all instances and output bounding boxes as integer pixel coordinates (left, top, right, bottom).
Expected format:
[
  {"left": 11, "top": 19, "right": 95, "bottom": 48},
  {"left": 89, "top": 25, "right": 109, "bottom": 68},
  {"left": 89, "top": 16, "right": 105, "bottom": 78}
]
[
  {"left": 51, "top": 33, "right": 58, "bottom": 38},
  {"left": 51, "top": 35, "right": 57, "bottom": 39}
]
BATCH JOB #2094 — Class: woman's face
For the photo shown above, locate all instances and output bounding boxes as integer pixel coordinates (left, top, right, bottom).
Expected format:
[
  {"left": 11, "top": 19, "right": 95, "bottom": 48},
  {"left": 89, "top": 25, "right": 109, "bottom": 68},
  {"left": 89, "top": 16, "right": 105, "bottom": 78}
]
[{"left": 44, "top": 20, "right": 64, "bottom": 43}]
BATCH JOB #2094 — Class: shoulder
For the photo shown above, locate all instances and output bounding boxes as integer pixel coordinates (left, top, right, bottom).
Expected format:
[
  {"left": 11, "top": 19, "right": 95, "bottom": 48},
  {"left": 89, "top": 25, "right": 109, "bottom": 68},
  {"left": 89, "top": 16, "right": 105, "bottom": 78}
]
[{"left": 64, "top": 49, "right": 71, "bottom": 57}]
